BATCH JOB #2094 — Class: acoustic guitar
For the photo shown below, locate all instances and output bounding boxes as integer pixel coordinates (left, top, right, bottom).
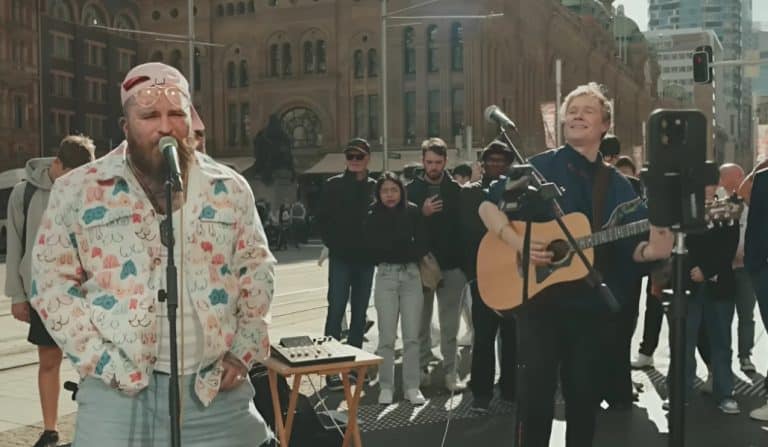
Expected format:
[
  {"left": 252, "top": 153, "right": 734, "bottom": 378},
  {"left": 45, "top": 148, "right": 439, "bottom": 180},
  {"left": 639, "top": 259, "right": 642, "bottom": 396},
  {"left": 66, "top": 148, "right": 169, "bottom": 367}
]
[{"left": 476, "top": 196, "right": 743, "bottom": 312}]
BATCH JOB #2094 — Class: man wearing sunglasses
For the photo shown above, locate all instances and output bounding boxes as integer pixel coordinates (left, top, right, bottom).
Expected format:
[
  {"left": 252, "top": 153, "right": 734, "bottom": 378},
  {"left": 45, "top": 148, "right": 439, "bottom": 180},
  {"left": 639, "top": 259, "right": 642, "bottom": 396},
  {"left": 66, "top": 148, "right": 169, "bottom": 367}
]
[
  {"left": 29, "top": 62, "right": 275, "bottom": 447},
  {"left": 316, "top": 138, "right": 376, "bottom": 390}
]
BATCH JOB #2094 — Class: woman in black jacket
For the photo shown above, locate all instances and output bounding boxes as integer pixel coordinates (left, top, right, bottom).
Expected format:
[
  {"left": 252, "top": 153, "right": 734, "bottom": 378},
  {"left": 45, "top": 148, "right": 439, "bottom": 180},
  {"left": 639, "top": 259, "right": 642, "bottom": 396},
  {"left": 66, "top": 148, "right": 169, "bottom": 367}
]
[{"left": 365, "top": 172, "right": 429, "bottom": 405}]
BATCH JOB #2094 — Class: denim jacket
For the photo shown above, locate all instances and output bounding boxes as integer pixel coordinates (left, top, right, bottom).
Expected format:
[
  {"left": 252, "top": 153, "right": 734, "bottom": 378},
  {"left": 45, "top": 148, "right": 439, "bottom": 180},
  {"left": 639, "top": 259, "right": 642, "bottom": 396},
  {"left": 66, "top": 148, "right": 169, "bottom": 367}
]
[{"left": 30, "top": 144, "right": 275, "bottom": 406}]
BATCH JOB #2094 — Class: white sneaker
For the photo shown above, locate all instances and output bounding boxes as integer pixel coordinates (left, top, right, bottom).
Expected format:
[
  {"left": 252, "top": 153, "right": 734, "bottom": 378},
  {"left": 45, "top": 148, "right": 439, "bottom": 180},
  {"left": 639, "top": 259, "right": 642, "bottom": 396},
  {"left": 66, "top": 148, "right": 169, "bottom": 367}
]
[
  {"left": 718, "top": 397, "right": 741, "bottom": 415},
  {"left": 700, "top": 374, "right": 713, "bottom": 394},
  {"left": 445, "top": 373, "right": 466, "bottom": 392},
  {"left": 378, "top": 388, "right": 393, "bottom": 405},
  {"left": 630, "top": 353, "right": 654, "bottom": 369},
  {"left": 749, "top": 401, "right": 768, "bottom": 421},
  {"left": 739, "top": 357, "right": 757, "bottom": 373},
  {"left": 405, "top": 388, "right": 426, "bottom": 405}
]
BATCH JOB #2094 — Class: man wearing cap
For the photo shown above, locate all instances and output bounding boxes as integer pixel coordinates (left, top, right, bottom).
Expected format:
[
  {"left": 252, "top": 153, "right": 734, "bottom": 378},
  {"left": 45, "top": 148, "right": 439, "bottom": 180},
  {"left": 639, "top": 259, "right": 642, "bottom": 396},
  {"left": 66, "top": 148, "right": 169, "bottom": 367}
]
[
  {"left": 316, "top": 138, "right": 376, "bottom": 390},
  {"left": 29, "top": 62, "right": 275, "bottom": 446},
  {"left": 459, "top": 140, "right": 517, "bottom": 411}
]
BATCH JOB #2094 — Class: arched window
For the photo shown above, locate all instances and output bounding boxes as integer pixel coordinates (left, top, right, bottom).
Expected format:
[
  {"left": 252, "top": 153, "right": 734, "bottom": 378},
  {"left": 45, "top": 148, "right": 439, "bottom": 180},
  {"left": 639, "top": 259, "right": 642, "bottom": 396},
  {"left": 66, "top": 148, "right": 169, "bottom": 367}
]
[
  {"left": 170, "top": 49, "right": 182, "bottom": 71},
  {"left": 237, "top": 2, "right": 245, "bottom": 14},
  {"left": 226, "top": 3, "right": 234, "bottom": 15},
  {"left": 316, "top": 40, "right": 326, "bottom": 73},
  {"left": 239, "top": 59, "right": 249, "bottom": 86},
  {"left": 403, "top": 27, "right": 415, "bottom": 74},
  {"left": 227, "top": 61, "right": 236, "bottom": 88},
  {"left": 82, "top": 4, "right": 106, "bottom": 26},
  {"left": 451, "top": 22, "right": 463, "bottom": 71},
  {"left": 248, "top": 0, "right": 255, "bottom": 13},
  {"left": 151, "top": 50, "right": 163, "bottom": 62},
  {"left": 367, "top": 48, "right": 378, "bottom": 77},
  {"left": 281, "top": 108, "right": 321, "bottom": 148},
  {"left": 281, "top": 43, "right": 292, "bottom": 75},
  {"left": 47, "top": 0, "right": 72, "bottom": 21},
  {"left": 269, "top": 44, "right": 279, "bottom": 77},
  {"left": 426, "top": 25, "right": 438, "bottom": 72},
  {"left": 353, "top": 50, "right": 364, "bottom": 79},
  {"left": 217, "top": 4, "right": 224, "bottom": 16},
  {"left": 114, "top": 14, "right": 136, "bottom": 30},
  {"left": 303, "top": 41, "right": 315, "bottom": 74}
]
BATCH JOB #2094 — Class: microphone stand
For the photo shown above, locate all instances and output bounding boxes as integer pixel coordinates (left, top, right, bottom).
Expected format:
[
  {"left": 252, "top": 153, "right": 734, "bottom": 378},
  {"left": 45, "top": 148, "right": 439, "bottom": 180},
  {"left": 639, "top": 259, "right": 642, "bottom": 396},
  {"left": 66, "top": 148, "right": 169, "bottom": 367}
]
[
  {"left": 492, "top": 127, "right": 618, "bottom": 447},
  {"left": 159, "top": 167, "right": 183, "bottom": 447}
]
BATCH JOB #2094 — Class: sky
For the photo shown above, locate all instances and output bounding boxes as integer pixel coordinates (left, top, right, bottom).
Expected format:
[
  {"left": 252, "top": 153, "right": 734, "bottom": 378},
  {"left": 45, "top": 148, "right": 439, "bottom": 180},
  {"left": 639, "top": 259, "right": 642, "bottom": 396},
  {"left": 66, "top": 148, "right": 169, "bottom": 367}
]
[{"left": 615, "top": 0, "right": 768, "bottom": 31}]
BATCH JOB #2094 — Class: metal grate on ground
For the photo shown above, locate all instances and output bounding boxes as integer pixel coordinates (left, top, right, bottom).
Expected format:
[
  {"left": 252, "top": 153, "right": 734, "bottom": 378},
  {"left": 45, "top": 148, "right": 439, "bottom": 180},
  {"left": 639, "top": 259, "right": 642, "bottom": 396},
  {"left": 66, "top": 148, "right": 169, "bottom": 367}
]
[{"left": 358, "top": 394, "right": 515, "bottom": 432}]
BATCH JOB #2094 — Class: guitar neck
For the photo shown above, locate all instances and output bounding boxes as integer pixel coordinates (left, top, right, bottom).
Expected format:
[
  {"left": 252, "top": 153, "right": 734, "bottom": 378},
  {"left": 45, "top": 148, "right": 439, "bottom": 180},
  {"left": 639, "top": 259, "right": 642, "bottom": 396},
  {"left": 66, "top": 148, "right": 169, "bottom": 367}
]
[{"left": 577, "top": 219, "right": 650, "bottom": 249}]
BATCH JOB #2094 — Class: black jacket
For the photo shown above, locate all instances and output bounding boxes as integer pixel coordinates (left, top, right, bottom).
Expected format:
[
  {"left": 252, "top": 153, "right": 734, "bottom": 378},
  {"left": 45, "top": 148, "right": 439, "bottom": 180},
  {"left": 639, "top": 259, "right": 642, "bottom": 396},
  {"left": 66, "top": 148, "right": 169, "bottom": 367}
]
[
  {"left": 684, "top": 223, "right": 739, "bottom": 299},
  {"left": 364, "top": 203, "right": 428, "bottom": 264},
  {"left": 406, "top": 173, "right": 465, "bottom": 271},
  {"left": 317, "top": 170, "right": 376, "bottom": 263},
  {"left": 459, "top": 175, "right": 500, "bottom": 279}
]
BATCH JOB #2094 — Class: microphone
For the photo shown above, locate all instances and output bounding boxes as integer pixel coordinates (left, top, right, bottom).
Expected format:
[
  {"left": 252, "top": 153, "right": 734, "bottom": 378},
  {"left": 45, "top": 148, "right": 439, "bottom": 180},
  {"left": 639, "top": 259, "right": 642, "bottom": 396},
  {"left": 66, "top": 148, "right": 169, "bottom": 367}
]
[
  {"left": 484, "top": 105, "right": 518, "bottom": 131},
  {"left": 159, "top": 136, "right": 183, "bottom": 192}
]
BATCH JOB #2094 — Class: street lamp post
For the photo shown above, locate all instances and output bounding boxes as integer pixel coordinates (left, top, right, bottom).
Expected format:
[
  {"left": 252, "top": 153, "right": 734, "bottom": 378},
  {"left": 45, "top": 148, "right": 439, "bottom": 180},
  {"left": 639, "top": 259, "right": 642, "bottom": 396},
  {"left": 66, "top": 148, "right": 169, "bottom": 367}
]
[{"left": 379, "top": 0, "right": 502, "bottom": 170}]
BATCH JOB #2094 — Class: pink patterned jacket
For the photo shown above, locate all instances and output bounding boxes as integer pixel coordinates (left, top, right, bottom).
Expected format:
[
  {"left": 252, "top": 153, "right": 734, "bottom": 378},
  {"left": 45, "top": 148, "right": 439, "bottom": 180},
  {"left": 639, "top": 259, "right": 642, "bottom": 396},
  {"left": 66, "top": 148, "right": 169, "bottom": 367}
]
[{"left": 30, "top": 145, "right": 275, "bottom": 406}]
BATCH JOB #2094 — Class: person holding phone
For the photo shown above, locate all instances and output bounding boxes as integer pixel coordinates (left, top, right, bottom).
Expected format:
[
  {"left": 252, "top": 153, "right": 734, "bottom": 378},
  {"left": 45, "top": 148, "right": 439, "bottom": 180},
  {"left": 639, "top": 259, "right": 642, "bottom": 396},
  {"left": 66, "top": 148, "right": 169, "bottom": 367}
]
[{"left": 405, "top": 138, "right": 467, "bottom": 391}]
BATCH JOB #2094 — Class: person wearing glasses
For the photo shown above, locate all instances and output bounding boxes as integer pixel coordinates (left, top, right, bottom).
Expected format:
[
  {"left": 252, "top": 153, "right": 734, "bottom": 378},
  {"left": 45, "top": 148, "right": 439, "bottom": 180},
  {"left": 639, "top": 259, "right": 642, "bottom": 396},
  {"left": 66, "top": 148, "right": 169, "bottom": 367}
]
[
  {"left": 29, "top": 62, "right": 275, "bottom": 446},
  {"left": 316, "top": 138, "right": 377, "bottom": 390}
]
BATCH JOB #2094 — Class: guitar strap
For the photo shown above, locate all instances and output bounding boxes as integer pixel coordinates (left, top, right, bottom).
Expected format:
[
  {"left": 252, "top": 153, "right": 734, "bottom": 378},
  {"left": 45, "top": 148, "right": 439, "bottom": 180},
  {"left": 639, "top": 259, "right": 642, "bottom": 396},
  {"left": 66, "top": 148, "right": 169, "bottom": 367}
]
[{"left": 591, "top": 162, "right": 612, "bottom": 269}]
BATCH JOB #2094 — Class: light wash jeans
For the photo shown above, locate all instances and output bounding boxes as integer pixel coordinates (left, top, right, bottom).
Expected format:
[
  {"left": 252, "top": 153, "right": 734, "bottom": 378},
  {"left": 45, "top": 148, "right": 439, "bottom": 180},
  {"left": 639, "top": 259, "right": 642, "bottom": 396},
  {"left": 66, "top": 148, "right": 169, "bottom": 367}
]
[
  {"left": 375, "top": 263, "right": 424, "bottom": 392},
  {"left": 72, "top": 372, "right": 272, "bottom": 447}
]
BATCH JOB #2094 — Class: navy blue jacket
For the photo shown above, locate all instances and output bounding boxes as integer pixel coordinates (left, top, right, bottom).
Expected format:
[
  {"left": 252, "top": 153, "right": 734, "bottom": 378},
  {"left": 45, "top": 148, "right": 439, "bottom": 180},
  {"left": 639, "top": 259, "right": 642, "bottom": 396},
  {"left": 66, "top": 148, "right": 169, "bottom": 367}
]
[
  {"left": 488, "top": 145, "right": 646, "bottom": 312},
  {"left": 745, "top": 169, "right": 768, "bottom": 274}
]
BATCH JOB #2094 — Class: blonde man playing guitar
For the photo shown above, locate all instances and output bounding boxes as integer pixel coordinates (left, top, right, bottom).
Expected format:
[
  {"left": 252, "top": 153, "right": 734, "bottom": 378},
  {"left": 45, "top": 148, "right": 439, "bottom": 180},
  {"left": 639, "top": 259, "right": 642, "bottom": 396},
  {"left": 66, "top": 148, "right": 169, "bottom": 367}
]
[{"left": 477, "top": 83, "right": 673, "bottom": 446}]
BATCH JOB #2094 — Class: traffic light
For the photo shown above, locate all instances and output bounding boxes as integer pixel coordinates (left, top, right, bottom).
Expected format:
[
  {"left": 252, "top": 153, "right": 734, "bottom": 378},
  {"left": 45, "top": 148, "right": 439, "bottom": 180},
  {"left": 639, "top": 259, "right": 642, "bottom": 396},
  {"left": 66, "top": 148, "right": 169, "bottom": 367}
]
[{"left": 692, "top": 45, "right": 713, "bottom": 84}]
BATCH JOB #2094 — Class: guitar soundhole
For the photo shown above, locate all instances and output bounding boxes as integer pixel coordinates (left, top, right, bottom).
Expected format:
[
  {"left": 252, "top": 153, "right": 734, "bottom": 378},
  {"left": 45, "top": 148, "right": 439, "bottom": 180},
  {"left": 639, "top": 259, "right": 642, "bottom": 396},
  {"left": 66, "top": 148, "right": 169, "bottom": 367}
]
[{"left": 548, "top": 239, "right": 571, "bottom": 265}]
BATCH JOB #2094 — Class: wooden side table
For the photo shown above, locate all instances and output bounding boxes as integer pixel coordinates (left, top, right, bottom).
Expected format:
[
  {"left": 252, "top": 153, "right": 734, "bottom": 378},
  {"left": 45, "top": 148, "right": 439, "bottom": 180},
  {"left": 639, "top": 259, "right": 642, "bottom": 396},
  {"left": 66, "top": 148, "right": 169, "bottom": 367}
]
[{"left": 262, "top": 345, "right": 382, "bottom": 447}]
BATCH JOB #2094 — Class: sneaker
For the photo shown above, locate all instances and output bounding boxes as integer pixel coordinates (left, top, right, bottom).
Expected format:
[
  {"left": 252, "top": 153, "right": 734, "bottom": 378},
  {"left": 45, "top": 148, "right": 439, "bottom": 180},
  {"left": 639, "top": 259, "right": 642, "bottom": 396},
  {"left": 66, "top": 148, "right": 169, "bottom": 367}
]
[
  {"left": 739, "top": 357, "right": 757, "bottom": 373},
  {"left": 718, "top": 397, "right": 741, "bottom": 415},
  {"left": 749, "top": 400, "right": 768, "bottom": 421},
  {"left": 326, "top": 375, "right": 343, "bottom": 391},
  {"left": 405, "top": 388, "right": 426, "bottom": 405},
  {"left": 32, "top": 430, "right": 59, "bottom": 447},
  {"left": 471, "top": 396, "right": 491, "bottom": 414},
  {"left": 630, "top": 353, "right": 654, "bottom": 369},
  {"left": 700, "top": 374, "right": 713, "bottom": 394},
  {"left": 379, "top": 388, "right": 394, "bottom": 405},
  {"left": 420, "top": 368, "right": 432, "bottom": 387},
  {"left": 445, "top": 373, "right": 466, "bottom": 392}
]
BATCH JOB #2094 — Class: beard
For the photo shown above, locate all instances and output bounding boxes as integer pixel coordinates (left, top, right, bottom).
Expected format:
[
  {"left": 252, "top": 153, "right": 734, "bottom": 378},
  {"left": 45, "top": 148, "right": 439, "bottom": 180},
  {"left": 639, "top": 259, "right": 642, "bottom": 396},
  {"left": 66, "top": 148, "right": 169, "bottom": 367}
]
[{"left": 126, "top": 132, "right": 195, "bottom": 186}]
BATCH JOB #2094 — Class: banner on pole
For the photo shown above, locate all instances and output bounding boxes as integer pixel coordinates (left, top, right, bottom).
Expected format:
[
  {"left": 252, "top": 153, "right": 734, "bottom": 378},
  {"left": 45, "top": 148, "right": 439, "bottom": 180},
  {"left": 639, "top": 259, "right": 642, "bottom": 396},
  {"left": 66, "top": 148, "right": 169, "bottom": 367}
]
[{"left": 540, "top": 102, "right": 557, "bottom": 149}]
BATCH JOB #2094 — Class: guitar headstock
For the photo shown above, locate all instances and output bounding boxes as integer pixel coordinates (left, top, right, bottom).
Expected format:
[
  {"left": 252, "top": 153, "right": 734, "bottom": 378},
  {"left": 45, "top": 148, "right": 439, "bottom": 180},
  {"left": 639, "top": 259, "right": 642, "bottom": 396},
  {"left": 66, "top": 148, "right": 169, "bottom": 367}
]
[{"left": 705, "top": 195, "right": 744, "bottom": 228}]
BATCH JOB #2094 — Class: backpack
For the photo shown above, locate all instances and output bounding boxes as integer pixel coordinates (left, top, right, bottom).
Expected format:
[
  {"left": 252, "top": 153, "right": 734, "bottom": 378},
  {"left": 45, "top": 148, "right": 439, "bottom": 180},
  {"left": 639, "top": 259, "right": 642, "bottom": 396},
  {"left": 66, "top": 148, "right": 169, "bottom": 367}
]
[{"left": 20, "top": 181, "right": 36, "bottom": 259}]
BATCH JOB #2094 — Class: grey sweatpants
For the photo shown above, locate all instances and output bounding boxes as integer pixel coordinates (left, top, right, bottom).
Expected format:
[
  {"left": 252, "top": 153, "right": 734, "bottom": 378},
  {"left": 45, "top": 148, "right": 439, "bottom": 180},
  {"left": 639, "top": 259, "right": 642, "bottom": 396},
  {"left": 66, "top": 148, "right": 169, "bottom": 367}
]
[{"left": 419, "top": 267, "right": 467, "bottom": 375}]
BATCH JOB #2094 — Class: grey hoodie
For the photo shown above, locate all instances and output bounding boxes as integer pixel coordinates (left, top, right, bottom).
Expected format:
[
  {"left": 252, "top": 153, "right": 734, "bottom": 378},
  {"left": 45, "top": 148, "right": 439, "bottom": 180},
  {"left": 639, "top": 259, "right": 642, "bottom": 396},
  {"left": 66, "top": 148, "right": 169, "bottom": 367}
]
[{"left": 5, "top": 157, "right": 55, "bottom": 304}]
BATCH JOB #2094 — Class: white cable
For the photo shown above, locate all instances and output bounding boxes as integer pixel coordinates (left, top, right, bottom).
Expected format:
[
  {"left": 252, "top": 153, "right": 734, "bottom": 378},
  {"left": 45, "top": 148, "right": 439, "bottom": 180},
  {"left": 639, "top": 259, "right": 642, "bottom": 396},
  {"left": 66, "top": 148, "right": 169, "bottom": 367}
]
[
  {"left": 308, "top": 374, "right": 348, "bottom": 439},
  {"left": 439, "top": 278, "right": 471, "bottom": 447}
]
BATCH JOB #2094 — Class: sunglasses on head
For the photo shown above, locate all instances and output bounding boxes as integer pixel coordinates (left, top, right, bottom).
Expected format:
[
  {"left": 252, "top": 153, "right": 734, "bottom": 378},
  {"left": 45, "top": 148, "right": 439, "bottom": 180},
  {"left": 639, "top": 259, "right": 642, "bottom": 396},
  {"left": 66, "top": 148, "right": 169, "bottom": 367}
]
[
  {"left": 132, "top": 85, "right": 189, "bottom": 109},
  {"left": 346, "top": 152, "right": 366, "bottom": 161}
]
